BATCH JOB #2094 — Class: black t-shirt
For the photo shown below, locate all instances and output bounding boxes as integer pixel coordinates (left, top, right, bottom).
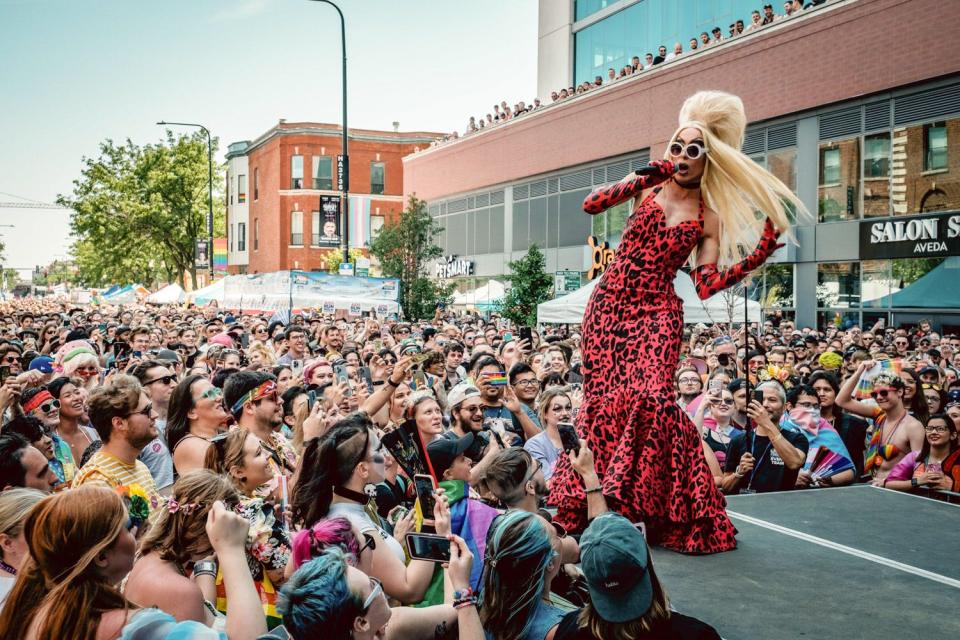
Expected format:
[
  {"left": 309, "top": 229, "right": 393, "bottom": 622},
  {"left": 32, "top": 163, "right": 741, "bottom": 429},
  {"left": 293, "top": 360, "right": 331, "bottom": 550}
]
[
  {"left": 554, "top": 609, "right": 721, "bottom": 640},
  {"left": 724, "top": 428, "right": 809, "bottom": 493},
  {"left": 374, "top": 476, "right": 408, "bottom": 519},
  {"left": 835, "top": 412, "right": 868, "bottom": 477}
]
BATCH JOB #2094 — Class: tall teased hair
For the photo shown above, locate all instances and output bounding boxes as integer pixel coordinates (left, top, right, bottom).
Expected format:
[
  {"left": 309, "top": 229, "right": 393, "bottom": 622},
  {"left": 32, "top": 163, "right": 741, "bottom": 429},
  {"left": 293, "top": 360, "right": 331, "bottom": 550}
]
[
  {"left": 480, "top": 510, "right": 556, "bottom": 640},
  {"left": 666, "top": 90, "right": 808, "bottom": 267},
  {"left": 0, "top": 486, "right": 129, "bottom": 640}
]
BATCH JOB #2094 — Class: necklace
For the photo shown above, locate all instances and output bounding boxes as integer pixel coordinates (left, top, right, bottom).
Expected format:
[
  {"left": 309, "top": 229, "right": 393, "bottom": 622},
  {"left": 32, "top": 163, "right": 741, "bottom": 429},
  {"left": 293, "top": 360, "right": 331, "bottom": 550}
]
[
  {"left": 880, "top": 412, "right": 907, "bottom": 446},
  {"left": 334, "top": 485, "right": 373, "bottom": 504},
  {"left": 0, "top": 559, "right": 17, "bottom": 576}
]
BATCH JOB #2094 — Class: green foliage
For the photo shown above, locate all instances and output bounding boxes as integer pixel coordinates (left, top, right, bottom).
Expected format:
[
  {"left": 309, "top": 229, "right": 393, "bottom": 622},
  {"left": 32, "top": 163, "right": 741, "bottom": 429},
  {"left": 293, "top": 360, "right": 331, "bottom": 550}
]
[
  {"left": 892, "top": 257, "right": 944, "bottom": 287},
  {"left": 499, "top": 244, "right": 553, "bottom": 326},
  {"left": 321, "top": 248, "right": 366, "bottom": 274},
  {"left": 32, "top": 260, "right": 78, "bottom": 287},
  {"left": 368, "top": 195, "right": 452, "bottom": 320},
  {"left": 58, "top": 131, "right": 225, "bottom": 288}
]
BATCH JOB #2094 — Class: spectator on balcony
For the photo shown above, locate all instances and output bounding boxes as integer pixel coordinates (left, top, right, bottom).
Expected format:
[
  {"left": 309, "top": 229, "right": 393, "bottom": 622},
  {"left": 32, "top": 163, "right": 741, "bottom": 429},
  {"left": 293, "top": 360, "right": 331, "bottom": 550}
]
[
  {"left": 550, "top": 91, "right": 559, "bottom": 103},
  {"left": 728, "top": 23, "right": 736, "bottom": 37},
  {"left": 747, "top": 10, "right": 763, "bottom": 31},
  {"left": 559, "top": 88, "right": 569, "bottom": 99},
  {"left": 533, "top": 98, "right": 542, "bottom": 109},
  {"left": 762, "top": 4, "right": 777, "bottom": 24},
  {"left": 735, "top": 19, "right": 745, "bottom": 35},
  {"left": 467, "top": 117, "right": 477, "bottom": 134},
  {"left": 653, "top": 45, "right": 667, "bottom": 65},
  {"left": 493, "top": 104, "right": 502, "bottom": 122},
  {"left": 593, "top": 76, "right": 603, "bottom": 87},
  {"left": 485, "top": 113, "right": 494, "bottom": 127},
  {"left": 607, "top": 68, "right": 616, "bottom": 82},
  {"left": 631, "top": 55, "right": 641, "bottom": 71},
  {"left": 644, "top": 52, "right": 654, "bottom": 67},
  {"left": 791, "top": 0, "right": 806, "bottom": 13},
  {"left": 666, "top": 42, "right": 682, "bottom": 61},
  {"left": 711, "top": 26, "right": 724, "bottom": 44},
  {"left": 689, "top": 37, "right": 698, "bottom": 52},
  {"left": 700, "top": 31, "right": 711, "bottom": 47},
  {"left": 782, "top": 1, "right": 795, "bottom": 17}
]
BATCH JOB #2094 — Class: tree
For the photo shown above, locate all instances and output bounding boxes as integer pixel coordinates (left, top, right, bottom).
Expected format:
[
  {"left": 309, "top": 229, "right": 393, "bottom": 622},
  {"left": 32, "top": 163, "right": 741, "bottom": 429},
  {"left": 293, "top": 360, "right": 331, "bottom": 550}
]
[
  {"left": 58, "top": 132, "right": 225, "bottom": 288},
  {"left": 368, "top": 195, "right": 452, "bottom": 320},
  {"left": 499, "top": 244, "right": 553, "bottom": 327},
  {"left": 321, "top": 248, "right": 366, "bottom": 274}
]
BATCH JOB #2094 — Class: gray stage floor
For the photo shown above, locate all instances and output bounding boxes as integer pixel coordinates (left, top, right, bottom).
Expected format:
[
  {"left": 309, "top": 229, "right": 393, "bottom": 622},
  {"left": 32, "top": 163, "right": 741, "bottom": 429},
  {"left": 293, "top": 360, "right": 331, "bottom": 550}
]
[{"left": 652, "top": 485, "right": 960, "bottom": 639}]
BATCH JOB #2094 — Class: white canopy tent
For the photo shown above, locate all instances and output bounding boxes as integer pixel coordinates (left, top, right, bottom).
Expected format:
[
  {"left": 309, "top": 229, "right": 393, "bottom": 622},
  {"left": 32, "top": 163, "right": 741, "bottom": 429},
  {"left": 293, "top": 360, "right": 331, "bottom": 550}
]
[
  {"left": 146, "top": 283, "right": 185, "bottom": 304},
  {"left": 451, "top": 280, "right": 505, "bottom": 309},
  {"left": 537, "top": 272, "right": 763, "bottom": 325},
  {"left": 187, "top": 279, "right": 225, "bottom": 306}
]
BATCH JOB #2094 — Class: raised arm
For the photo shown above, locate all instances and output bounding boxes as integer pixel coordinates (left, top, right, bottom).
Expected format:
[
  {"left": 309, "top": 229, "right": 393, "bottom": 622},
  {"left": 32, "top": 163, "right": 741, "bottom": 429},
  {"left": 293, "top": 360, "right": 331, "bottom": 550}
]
[
  {"left": 582, "top": 161, "right": 676, "bottom": 214},
  {"left": 836, "top": 360, "right": 879, "bottom": 419},
  {"left": 691, "top": 218, "right": 783, "bottom": 300}
]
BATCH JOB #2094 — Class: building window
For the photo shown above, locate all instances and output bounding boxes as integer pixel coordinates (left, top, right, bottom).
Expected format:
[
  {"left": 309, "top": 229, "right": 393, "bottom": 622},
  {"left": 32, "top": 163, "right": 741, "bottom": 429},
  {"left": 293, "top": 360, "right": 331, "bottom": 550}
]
[
  {"left": 313, "top": 156, "right": 333, "bottom": 190},
  {"left": 254, "top": 219, "right": 259, "bottom": 251},
  {"left": 817, "top": 262, "right": 860, "bottom": 309},
  {"left": 311, "top": 211, "right": 321, "bottom": 246},
  {"left": 818, "top": 139, "right": 859, "bottom": 222},
  {"left": 238, "top": 222, "right": 246, "bottom": 252},
  {"left": 253, "top": 168, "right": 259, "bottom": 201},
  {"left": 291, "top": 155, "right": 304, "bottom": 189},
  {"left": 228, "top": 224, "right": 232, "bottom": 252},
  {"left": 290, "top": 211, "right": 303, "bottom": 246},
  {"left": 226, "top": 175, "right": 232, "bottom": 205},
  {"left": 371, "top": 162, "right": 385, "bottom": 195},
  {"left": 863, "top": 134, "right": 889, "bottom": 178},
  {"left": 237, "top": 174, "right": 247, "bottom": 203},
  {"left": 924, "top": 122, "right": 948, "bottom": 172}
]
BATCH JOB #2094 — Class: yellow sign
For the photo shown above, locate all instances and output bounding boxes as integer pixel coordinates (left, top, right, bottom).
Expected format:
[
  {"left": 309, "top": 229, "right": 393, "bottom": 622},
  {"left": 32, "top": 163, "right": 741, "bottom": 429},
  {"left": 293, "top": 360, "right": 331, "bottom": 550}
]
[{"left": 587, "top": 235, "right": 615, "bottom": 280}]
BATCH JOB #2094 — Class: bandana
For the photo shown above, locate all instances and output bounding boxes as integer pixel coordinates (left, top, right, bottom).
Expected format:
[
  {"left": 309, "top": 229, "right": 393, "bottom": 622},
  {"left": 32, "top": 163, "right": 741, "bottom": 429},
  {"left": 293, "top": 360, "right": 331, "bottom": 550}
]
[
  {"left": 230, "top": 380, "right": 277, "bottom": 415},
  {"left": 23, "top": 390, "right": 54, "bottom": 414}
]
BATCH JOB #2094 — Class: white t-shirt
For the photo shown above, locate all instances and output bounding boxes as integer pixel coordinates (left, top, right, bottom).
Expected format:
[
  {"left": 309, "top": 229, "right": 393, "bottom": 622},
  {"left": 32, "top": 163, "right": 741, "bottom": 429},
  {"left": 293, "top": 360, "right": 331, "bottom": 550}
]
[
  {"left": 327, "top": 501, "right": 406, "bottom": 564},
  {"left": 0, "top": 576, "right": 14, "bottom": 606}
]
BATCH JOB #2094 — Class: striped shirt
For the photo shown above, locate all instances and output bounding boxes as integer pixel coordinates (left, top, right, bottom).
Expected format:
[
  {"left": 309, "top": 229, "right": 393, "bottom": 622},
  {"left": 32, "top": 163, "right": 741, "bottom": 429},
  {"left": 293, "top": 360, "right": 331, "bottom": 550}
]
[{"left": 73, "top": 450, "right": 159, "bottom": 511}]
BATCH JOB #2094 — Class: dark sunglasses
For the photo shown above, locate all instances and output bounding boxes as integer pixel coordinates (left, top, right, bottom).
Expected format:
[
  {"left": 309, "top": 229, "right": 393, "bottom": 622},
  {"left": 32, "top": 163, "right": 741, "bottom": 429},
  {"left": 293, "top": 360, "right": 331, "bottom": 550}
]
[
  {"left": 870, "top": 388, "right": 894, "bottom": 400},
  {"left": 125, "top": 404, "right": 153, "bottom": 418},
  {"left": 143, "top": 374, "right": 177, "bottom": 386},
  {"left": 39, "top": 400, "right": 60, "bottom": 413}
]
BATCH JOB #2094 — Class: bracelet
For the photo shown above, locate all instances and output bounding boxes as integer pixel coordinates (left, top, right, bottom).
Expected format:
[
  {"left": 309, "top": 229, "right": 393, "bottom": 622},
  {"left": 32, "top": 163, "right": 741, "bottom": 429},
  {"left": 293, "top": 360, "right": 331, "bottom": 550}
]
[
  {"left": 386, "top": 378, "right": 400, "bottom": 388},
  {"left": 452, "top": 587, "right": 475, "bottom": 600},
  {"left": 192, "top": 569, "right": 217, "bottom": 580},
  {"left": 911, "top": 477, "right": 919, "bottom": 488},
  {"left": 193, "top": 560, "right": 217, "bottom": 575},
  {"left": 585, "top": 486, "right": 602, "bottom": 495},
  {"left": 372, "top": 380, "right": 385, "bottom": 387},
  {"left": 453, "top": 596, "right": 478, "bottom": 609},
  {"left": 734, "top": 470, "right": 745, "bottom": 478}
]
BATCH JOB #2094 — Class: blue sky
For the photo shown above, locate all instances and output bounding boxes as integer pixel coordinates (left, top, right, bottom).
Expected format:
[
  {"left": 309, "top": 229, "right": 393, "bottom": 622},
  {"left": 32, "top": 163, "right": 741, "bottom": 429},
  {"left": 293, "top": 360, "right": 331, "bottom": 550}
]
[{"left": 0, "top": 0, "right": 538, "bottom": 277}]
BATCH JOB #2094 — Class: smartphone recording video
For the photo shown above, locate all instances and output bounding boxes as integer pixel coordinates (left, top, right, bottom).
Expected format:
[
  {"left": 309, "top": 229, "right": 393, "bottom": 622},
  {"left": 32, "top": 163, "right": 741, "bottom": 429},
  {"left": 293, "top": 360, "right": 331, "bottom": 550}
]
[{"left": 405, "top": 533, "right": 450, "bottom": 563}]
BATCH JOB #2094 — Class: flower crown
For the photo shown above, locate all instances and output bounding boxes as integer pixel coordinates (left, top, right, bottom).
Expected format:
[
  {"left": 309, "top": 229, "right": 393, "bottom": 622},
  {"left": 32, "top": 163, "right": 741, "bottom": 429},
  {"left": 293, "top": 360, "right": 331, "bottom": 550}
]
[{"left": 757, "top": 365, "right": 795, "bottom": 390}]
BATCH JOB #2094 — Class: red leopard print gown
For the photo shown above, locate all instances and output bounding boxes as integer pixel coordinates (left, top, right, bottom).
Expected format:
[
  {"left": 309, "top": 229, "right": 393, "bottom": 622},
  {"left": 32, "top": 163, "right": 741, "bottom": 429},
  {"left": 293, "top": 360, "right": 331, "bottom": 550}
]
[{"left": 549, "top": 169, "right": 738, "bottom": 554}]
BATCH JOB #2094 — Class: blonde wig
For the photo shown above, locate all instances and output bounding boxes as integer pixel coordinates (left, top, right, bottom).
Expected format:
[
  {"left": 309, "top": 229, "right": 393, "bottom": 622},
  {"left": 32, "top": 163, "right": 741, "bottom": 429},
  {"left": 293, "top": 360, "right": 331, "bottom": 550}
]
[{"left": 666, "top": 90, "right": 809, "bottom": 267}]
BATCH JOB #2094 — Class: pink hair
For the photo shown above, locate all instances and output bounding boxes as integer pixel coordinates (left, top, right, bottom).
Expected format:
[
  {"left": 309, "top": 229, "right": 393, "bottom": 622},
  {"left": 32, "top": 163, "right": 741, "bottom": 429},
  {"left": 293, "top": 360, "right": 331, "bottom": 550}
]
[{"left": 290, "top": 516, "right": 360, "bottom": 570}]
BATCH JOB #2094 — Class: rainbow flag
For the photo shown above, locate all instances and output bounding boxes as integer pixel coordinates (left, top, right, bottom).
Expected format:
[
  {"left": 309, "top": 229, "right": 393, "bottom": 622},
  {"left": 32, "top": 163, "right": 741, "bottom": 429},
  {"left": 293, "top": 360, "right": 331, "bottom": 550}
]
[
  {"left": 348, "top": 196, "right": 371, "bottom": 248},
  {"left": 855, "top": 359, "right": 903, "bottom": 399},
  {"left": 213, "top": 237, "right": 228, "bottom": 272}
]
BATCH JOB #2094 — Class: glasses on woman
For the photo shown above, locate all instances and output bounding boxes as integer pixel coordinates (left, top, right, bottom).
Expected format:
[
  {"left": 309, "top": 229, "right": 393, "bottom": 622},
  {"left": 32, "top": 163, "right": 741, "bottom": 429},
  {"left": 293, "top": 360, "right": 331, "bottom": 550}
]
[
  {"left": 924, "top": 425, "right": 949, "bottom": 433},
  {"left": 669, "top": 140, "right": 708, "bottom": 160},
  {"left": 200, "top": 386, "right": 223, "bottom": 401},
  {"left": 714, "top": 398, "right": 734, "bottom": 406},
  {"left": 360, "top": 576, "right": 384, "bottom": 612}
]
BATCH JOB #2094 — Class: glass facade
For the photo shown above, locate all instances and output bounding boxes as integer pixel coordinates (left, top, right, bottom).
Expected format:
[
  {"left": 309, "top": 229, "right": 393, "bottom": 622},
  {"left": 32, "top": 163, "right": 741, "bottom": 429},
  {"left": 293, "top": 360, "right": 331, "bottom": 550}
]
[
  {"left": 574, "top": 0, "right": 764, "bottom": 84},
  {"left": 312, "top": 156, "right": 332, "bottom": 190}
]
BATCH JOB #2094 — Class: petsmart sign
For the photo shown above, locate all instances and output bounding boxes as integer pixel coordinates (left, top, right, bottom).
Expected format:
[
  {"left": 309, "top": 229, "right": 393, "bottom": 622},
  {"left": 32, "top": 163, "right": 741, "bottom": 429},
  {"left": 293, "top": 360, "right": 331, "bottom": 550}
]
[{"left": 860, "top": 211, "right": 960, "bottom": 259}]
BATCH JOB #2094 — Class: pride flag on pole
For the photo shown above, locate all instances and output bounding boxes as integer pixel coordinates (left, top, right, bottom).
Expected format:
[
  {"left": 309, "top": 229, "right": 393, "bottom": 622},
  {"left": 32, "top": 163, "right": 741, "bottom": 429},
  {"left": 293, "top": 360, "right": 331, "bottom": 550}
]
[{"left": 348, "top": 196, "right": 371, "bottom": 248}]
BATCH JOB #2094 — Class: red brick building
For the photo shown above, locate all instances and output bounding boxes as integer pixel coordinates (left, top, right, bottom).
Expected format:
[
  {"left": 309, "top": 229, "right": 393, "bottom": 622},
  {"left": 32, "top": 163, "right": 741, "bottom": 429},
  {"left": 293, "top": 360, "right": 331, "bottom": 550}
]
[{"left": 225, "top": 122, "right": 443, "bottom": 274}]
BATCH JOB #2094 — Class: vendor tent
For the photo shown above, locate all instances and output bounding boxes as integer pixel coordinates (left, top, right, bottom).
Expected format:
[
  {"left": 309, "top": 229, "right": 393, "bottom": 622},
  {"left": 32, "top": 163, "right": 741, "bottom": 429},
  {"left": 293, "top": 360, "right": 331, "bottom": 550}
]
[
  {"left": 451, "top": 280, "right": 505, "bottom": 309},
  {"left": 146, "top": 283, "right": 185, "bottom": 304},
  {"left": 863, "top": 257, "right": 960, "bottom": 308},
  {"left": 102, "top": 284, "right": 149, "bottom": 304},
  {"left": 187, "top": 278, "right": 226, "bottom": 306},
  {"left": 537, "top": 272, "right": 763, "bottom": 324}
]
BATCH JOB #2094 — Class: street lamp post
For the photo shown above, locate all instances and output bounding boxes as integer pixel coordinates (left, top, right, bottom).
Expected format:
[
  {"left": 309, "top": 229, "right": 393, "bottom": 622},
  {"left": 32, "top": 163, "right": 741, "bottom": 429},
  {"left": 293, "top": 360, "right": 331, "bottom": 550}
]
[
  {"left": 308, "top": 0, "right": 350, "bottom": 264},
  {"left": 156, "top": 121, "right": 215, "bottom": 281}
]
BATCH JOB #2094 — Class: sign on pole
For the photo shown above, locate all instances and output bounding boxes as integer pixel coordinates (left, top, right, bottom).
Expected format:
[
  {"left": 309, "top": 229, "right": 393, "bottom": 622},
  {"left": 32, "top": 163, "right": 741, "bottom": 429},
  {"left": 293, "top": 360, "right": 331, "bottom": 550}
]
[
  {"left": 554, "top": 270, "right": 581, "bottom": 297},
  {"left": 355, "top": 257, "right": 371, "bottom": 278},
  {"left": 195, "top": 239, "right": 210, "bottom": 270},
  {"left": 339, "top": 262, "right": 355, "bottom": 277},
  {"left": 337, "top": 155, "right": 349, "bottom": 192}
]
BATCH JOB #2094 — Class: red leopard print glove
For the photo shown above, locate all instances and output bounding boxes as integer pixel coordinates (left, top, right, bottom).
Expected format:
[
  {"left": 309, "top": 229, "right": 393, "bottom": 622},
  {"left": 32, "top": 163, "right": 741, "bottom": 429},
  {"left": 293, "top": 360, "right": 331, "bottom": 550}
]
[
  {"left": 690, "top": 218, "right": 784, "bottom": 300},
  {"left": 582, "top": 160, "right": 676, "bottom": 214}
]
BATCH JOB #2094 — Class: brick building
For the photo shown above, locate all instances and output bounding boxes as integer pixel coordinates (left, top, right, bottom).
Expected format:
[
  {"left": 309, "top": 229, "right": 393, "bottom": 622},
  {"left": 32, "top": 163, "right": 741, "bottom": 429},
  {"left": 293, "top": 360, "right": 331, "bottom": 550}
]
[
  {"left": 225, "top": 122, "right": 443, "bottom": 274},
  {"left": 404, "top": 0, "right": 960, "bottom": 330}
]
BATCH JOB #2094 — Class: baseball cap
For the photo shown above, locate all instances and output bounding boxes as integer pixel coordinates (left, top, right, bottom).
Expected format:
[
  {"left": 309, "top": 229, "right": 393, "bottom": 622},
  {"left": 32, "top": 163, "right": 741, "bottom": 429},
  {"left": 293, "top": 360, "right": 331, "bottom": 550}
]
[
  {"left": 153, "top": 349, "right": 181, "bottom": 365},
  {"left": 28, "top": 355, "right": 54, "bottom": 374},
  {"left": 918, "top": 365, "right": 940, "bottom": 377},
  {"left": 448, "top": 382, "right": 480, "bottom": 409},
  {"left": 208, "top": 333, "right": 234, "bottom": 347},
  {"left": 427, "top": 433, "right": 476, "bottom": 480},
  {"left": 398, "top": 339, "right": 422, "bottom": 356},
  {"left": 579, "top": 512, "right": 653, "bottom": 623}
]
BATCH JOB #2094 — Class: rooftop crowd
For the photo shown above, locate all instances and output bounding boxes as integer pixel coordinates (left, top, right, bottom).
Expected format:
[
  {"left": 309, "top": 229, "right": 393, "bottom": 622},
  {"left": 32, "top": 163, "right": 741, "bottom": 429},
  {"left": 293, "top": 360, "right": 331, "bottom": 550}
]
[
  {"left": 424, "top": 0, "right": 832, "bottom": 147},
  {"left": 0, "top": 296, "right": 955, "bottom": 639}
]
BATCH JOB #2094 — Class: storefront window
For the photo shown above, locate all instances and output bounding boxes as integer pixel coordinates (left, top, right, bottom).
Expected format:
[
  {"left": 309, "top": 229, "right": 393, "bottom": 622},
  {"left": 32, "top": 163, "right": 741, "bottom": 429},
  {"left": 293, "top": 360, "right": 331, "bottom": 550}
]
[
  {"left": 817, "top": 262, "right": 860, "bottom": 308},
  {"left": 899, "top": 117, "right": 959, "bottom": 214},
  {"left": 763, "top": 264, "right": 794, "bottom": 309},
  {"left": 818, "top": 139, "right": 859, "bottom": 222},
  {"left": 861, "top": 259, "right": 892, "bottom": 309},
  {"left": 818, "top": 310, "right": 860, "bottom": 331}
]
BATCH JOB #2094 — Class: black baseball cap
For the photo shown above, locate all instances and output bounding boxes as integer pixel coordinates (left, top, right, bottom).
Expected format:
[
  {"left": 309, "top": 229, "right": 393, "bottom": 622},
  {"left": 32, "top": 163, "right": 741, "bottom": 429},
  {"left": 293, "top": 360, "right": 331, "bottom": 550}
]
[{"left": 427, "top": 433, "right": 476, "bottom": 480}]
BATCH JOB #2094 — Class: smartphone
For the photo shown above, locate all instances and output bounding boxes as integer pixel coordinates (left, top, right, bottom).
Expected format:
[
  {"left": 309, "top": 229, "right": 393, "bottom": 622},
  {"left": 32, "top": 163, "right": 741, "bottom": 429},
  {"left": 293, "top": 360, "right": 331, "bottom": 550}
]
[
  {"left": 557, "top": 422, "right": 580, "bottom": 455},
  {"left": 291, "top": 359, "right": 304, "bottom": 378},
  {"left": 927, "top": 462, "right": 942, "bottom": 475},
  {"left": 113, "top": 341, "right": 130, "bottom": 358},
  {"left": 0, "top": 365, "right": 9, "bottom": 385},
  {"left": 753, "top": 389, "right": 764, "bottom": 404},
  {"left": 334, "top": 364, "right": 353, "bottom": 397},
  {"left": 412, "top": 369, "right": 427, "bottom": 390},
  {"left": 359, "top": 367, "right": 374, "bottom": 394},
  {"left": 503, "top": 332, "right": 513, "bottom": 342},
  {"left": 307, "top": 390, "right": 317, "bottom": 412},
  {"left": 405, "top": 533, "right": 450, "bottom": 563},
  {"left": 240, "top": 333, "right": 250, "bottom": 349},
  {"left": 408, "top": 352, "right": 430, "bottom": 365},
  {"left": 519, "top": 326, "right": 533, "bottom": 344},
  {"left": 414, "top": 474, "right": 437, "bottom": 524},
  {"left": 709, "top": 378, "right": 723, "bottom": 395}
]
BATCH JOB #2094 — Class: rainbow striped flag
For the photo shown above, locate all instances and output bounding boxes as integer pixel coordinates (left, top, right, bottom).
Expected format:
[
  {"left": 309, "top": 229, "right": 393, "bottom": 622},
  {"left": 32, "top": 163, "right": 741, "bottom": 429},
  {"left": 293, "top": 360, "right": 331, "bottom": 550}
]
[{"left": 348, "top": 196, "right": 371, "bottom": 248}]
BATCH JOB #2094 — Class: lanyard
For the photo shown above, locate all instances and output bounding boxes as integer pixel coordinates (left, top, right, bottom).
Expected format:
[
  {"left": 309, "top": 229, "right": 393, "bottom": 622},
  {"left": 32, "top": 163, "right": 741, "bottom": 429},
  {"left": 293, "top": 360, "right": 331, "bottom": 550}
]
[{"left": 746, "top": 432, "right": 774, "bottom": 491}]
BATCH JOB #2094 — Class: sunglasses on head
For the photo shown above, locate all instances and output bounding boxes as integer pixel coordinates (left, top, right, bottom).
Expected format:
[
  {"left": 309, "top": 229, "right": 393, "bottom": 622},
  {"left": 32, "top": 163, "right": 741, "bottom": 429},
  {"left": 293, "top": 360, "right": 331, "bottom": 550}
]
[
  {"left": 669, "top": 140, "right": 708, "bottom": 160},
  {"left": 921, "top": 383, "right": 942, "bottom": 391}
]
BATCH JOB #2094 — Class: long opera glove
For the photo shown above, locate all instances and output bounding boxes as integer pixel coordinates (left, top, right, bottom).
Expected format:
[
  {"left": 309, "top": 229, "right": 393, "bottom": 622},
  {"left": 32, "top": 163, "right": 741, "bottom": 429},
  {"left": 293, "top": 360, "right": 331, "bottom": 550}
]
[
  {"left": 582, "top": 160, "right": 676, "bottom": 214},
  {"left": 691, "top": 218, "right": 784, "bottom": 300}
]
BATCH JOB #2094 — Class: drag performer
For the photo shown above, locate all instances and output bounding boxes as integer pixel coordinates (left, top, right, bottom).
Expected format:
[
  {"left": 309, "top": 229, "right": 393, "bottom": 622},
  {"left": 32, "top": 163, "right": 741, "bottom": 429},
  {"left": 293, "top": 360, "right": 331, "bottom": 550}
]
[{"left": 549, "top": 91, "right": 806, "bottom": 553}]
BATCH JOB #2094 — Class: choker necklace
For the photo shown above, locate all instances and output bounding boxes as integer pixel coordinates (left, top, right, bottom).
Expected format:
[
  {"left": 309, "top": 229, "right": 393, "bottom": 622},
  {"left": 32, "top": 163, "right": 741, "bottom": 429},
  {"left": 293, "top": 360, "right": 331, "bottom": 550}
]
[
  {"left": 674, "top": 178, "right": 701, "bottom": 190},
  {"left": 334, "top": 485, "right": 373, "bottom": 504},
  {"left": 0, "top": 559, "right": 16, "bottom": 576}
]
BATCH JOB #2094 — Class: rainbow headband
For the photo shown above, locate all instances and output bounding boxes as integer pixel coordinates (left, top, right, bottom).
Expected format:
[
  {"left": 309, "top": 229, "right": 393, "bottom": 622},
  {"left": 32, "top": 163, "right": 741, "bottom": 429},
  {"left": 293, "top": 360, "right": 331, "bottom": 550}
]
[
  {"left": 230, "top": 380, "right": 277, "bottom": 415},
  {"left": 23, "top": 390, "right": 54, "bottom": 414}
]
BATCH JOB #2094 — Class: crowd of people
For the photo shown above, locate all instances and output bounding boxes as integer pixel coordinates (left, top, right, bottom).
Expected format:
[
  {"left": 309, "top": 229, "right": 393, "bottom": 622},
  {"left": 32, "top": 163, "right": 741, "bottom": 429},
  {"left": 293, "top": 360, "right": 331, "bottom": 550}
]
[
  {"left": 422, "top": 0, "right": 832, "bottom": 147},
  {"left": 0, "top": 297, "right": 955, "bottom": 638}
]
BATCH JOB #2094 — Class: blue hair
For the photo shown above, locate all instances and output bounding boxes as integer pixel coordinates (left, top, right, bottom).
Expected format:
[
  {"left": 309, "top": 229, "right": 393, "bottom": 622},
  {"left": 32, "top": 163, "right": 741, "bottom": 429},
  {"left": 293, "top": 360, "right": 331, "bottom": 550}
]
[
  {"left": 277, "top": 548, "right": 363, "bottom": 637},
  {"left": 480, "top": 510, "right": 557, "bottom": 640}
]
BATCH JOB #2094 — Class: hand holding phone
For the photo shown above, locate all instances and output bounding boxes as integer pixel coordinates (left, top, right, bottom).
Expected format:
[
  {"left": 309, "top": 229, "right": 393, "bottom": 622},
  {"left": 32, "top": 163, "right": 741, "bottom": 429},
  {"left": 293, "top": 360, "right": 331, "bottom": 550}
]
[
  {"left": 558, "top": 422, "right": 580, "bottom": 455},
  {"left": 414, "top": 474, "right": 438, "bottom": 526},
  {"left": 405, "top": 533, "right": 451, "bottom": 563}
]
